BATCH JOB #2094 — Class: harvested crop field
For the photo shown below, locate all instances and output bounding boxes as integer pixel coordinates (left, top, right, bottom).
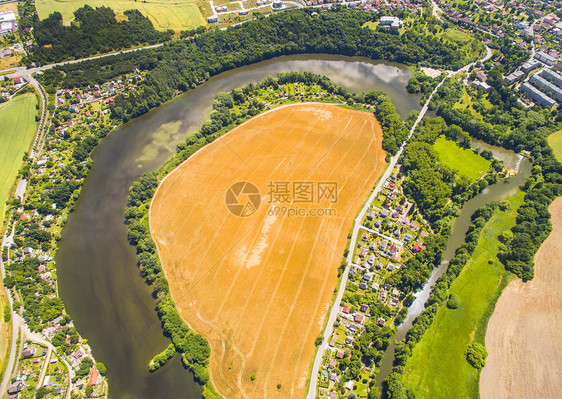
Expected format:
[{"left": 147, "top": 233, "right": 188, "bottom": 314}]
[
  {"left": 36, "top": 0, "right": 205, "bottom": 31},
  {"left": 150, "top": 103, "right": 386, "bottom": 398},
  {"left": 481, "top": 197, "right": 562, "bottom": 399}
]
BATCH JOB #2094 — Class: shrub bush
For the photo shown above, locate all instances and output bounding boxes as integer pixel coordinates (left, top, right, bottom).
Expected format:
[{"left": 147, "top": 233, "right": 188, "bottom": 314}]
[{"left": 465, "top": 342, "right": 488, "bottom": 369}]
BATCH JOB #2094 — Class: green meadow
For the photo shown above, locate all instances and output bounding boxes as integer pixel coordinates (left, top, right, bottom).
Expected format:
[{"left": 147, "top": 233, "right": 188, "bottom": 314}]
[
  {"left": 434, "top": 135, "right": 491, "bottom": 182},
  {"left": 547, "top": 129, "right": 562, "bottom": 163},
  {"left": 402, "top": 192, "right": 524, "bottom": 399},
  {"left": 0, "top": 93, "right": 39, "bottom": 220}
]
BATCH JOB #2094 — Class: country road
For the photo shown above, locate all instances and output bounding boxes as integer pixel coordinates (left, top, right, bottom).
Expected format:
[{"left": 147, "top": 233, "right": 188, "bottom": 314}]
[
  {"left": 0, "top": 43, "right": 164, "bottom": 79},
  {"left": 306, "top": 43, "right": 492, "bottom": 397}
]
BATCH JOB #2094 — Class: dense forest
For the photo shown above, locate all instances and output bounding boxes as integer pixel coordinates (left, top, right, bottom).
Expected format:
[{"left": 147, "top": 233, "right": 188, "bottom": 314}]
[{"left": 25, "top": 6, "right": 171, "bottom": 65}]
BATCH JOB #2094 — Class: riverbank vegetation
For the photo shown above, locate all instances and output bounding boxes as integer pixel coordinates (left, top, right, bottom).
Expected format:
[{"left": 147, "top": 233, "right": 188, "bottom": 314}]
[
  {"left": 48, "top": 7, "right": 478, "bottom": 90},
  {"left": 431, "top": 73, "right": 562, "bottom": 281},
  {"left": 401, "top": 193, "right": 523, "bottom": 399},
  {"left": 399, "top": 117, "right": 503, "bottom": 227},
  {"left": 0, "top": 92, "right": 39, "bottom": 220}
]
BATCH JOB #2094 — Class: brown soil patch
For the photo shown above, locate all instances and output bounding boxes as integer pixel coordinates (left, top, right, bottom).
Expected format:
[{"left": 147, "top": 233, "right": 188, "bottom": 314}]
[
  {"left": 481, "top": 197, "right": 562, "bottom": 399},
  {"left": 150, "top": 103, "right": 386, "bottom": 398},
  {"left": 0, "top": 3, "right": 17, "bottom": 13}
]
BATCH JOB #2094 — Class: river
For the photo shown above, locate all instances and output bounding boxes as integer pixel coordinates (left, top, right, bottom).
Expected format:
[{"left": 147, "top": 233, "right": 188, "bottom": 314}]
[
  {"left": 375, "top": 154, "right": 532, "bottom": 390},
  {"left": 54, "top": 55, "right": 420, "bottom": 399}
]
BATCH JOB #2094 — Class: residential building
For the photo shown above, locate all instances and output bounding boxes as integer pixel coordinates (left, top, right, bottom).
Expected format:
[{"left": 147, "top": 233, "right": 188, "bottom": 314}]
[
  {"left": 504, "top": 70, "right": 525, "bottom": 85},
  {"left": 473, "top": 80, "right": 492, "bottom": 92},
  {"left": 520, "top": 82, "right": 557, "bottom": 107},
  {"left": 530, "top": 74, "right": 562, "bottom": 101},
  {"left": 541, "top": 68, "right": 562, "bottom": 88},
  {"left": 534, "top": 51, "right": 557, "bottom": 66},
  {"left": 521, "top": 59, "right": 541, "bottom": 73}
]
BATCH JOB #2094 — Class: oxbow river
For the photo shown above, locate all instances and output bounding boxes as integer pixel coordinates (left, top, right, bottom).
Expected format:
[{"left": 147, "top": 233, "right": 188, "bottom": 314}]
[{"left": 55, "top": 55, "right": 420, "bottom": 399}]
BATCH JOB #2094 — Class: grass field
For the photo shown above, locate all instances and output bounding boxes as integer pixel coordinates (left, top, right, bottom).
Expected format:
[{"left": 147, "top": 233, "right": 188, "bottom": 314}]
[
  {"left": 0, "top": 290, "right": 11, "bottom": 382},
  {"left": 547, "top": 129, "right": 562, "bottom": 163},
  {"left": 0, "top": 93, "right": 38, "bottom": 220},
  {"left": 150, "top": 103, "right": 387, "bottom": 398},
  {"left": 481, "top": 197, "right": 562, "bottom": 398},
  {"left": 433, "top": 135, "right": 491, "bottom": 182},
  {"left": 36, "top": 0, "right": 206, "bottom": 31},
  {"left": 403, "top": 192, "right": 524, "bottom": 399}
]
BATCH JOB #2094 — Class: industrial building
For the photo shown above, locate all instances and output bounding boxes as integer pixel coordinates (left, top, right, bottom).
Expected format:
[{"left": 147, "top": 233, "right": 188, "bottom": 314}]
[{"left": 0, "top": 11, "right": 16, "bottom": 36}]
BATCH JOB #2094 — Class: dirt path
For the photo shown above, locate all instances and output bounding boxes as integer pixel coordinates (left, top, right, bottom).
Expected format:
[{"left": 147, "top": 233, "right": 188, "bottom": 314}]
[{"left": 481, "top": 197, "right": 562, "bottom": 399}]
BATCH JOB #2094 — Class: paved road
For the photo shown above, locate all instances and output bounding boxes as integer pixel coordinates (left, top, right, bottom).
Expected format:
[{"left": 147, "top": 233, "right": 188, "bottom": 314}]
[
  {"left": 306, "top": 42, "right": 492, "bottom": 397},
  {"left": 0, "top": 219, "right": 19, "bottom": 397},
  {"left": 0, "top": 43, "right": 164, "bottom": 79},
  {"left": 431, "top": 0, "right": 445, "bottom": 22},
  {"left": 306, "top": 74, "right": 448, "bottom": 398}
]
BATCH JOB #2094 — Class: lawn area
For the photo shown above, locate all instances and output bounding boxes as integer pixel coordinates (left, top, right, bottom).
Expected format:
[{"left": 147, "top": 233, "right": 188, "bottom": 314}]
[
  {"left": 36, "top": 0, "right": 206, "bottom": 31},
  {"left": 440, "top": 28, "right": 485, "bottom": 63},
  {"left": 402, "top": 192, "right": 524, "bottom": 399},
  {"left": 0, "top": 93, "right": 38, "bottom": 220},
  {"left": 362, "top": 21, "right": 379, "bottom": 30},
  {"left": 0, "top": 54, "right": 22, "bottom": 70},
  {"left": 433, "top": 135, "right": 491, "bottom": 182},
  {"left": 547, "top": 129, "right": 562, "bottom": 163}
]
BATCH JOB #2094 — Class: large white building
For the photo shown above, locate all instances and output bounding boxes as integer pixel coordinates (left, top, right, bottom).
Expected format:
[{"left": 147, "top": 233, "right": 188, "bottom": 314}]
[
  {"left": 0, "top": 11, "right": 16, "bottom": 36},
  {"left": 379, "top": 16, "right": 403, "bottom": 30}
]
